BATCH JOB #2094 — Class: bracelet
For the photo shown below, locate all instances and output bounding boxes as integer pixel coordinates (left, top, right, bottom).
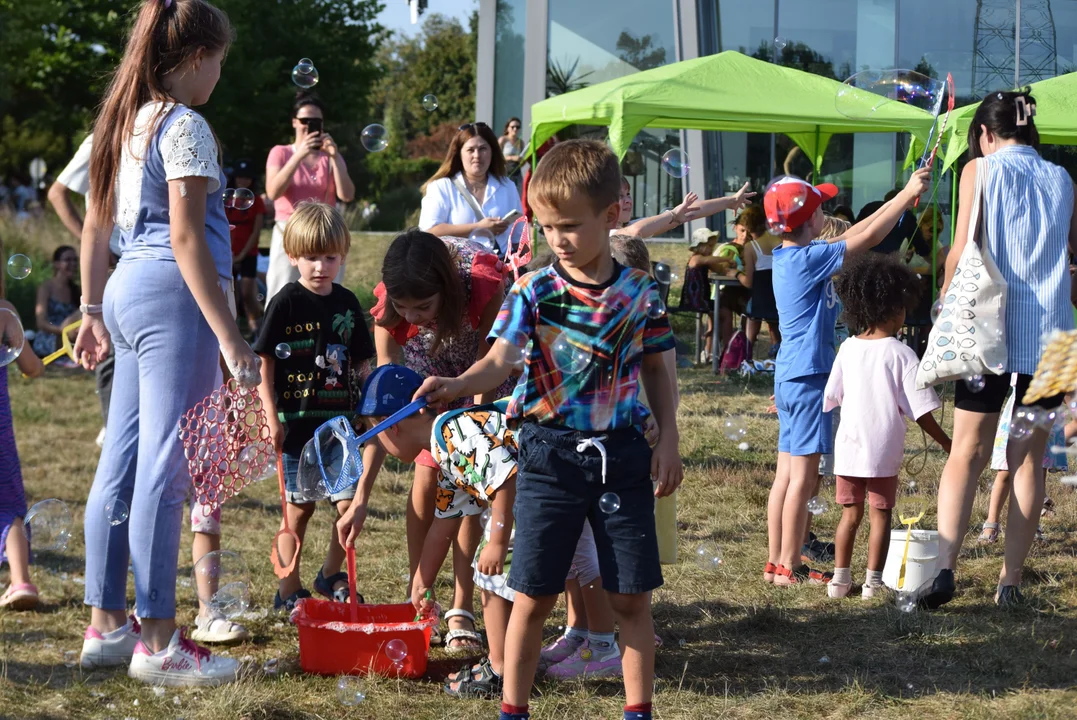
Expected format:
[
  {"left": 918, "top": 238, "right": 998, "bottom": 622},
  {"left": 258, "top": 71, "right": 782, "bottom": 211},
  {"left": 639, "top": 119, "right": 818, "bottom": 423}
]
[
  {"left": 666, "top": 209, "right": 681, "bottom": 226},
  {"left": 80, "top": 301, "right": 103, "bottom": 315}
]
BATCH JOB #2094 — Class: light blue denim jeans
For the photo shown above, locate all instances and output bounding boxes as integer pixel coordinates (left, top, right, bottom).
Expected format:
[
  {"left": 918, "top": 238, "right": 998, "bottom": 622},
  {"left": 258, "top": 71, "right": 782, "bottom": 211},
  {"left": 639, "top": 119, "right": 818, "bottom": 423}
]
[{"left": 83, "top": 260, "right": 220, "bottom": 618}]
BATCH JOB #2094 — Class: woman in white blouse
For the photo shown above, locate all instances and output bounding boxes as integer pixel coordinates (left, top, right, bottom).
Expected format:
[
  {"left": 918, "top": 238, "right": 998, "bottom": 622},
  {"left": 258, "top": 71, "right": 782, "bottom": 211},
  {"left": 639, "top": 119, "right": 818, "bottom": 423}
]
[{"left": 419, "top": 122, "right": 522, "bottom": 255}]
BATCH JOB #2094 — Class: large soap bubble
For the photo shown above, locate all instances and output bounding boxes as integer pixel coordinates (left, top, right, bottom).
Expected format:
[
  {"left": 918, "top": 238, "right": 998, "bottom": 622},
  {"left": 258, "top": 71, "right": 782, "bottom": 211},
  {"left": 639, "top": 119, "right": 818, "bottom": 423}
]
[{"left": 836, "top": 69, "right": 944, "bottom": 119}]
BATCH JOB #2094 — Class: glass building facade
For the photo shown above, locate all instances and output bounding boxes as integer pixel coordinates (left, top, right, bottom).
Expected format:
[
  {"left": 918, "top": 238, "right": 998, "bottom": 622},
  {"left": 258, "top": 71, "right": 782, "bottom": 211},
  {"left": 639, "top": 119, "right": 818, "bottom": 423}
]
[{"left": 477, "top": 0, "right": 1077, "bottom": 239}]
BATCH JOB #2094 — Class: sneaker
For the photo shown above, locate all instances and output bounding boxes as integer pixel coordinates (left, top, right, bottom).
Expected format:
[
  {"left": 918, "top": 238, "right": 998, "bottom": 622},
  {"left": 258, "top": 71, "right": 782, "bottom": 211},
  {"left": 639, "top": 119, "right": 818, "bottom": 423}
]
[
  {"left": 188, "top": 613, "right": 250, "bottom": 645},
  {"left": 545, "top": 640, "right": 623, "bottom": 679},
  {"left": 128, "top": 628, "right": 238, "bottom": 687},
  {"left": 995, "top": 585, "right": 1025, "bottom": 607},
  {"left": 861, "top": 582, "right": 889, "bottom": 599},
  {"left": 827, "top": 580, "right": 851, "bottom": 599},
  {"left": 917, "top": 569, "right": 955, "bottom": 610},
  {"left": 537, "top": 634, "right": 584, "bottom": 673},
  {"left": 80, "top": 615, "right": 141, "bottom": 669},
  {"left": 95, "top": 426, "right": 106, "bottom": 448}
]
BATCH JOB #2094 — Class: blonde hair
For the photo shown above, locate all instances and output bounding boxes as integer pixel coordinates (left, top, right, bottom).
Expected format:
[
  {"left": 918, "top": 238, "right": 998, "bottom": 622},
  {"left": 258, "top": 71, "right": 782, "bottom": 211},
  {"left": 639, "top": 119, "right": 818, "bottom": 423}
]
[
  {"left": 530, "top": 140, "right": 621, "bottom": 214},
  {"left": 610, "top": 233, "right": 651, "bottom": 273},
  {"left": 819, "top": 215, "right": 850, "bottom": 241},
  {"left": 283, "top": 202, "right": 351, "bottom": 257}
]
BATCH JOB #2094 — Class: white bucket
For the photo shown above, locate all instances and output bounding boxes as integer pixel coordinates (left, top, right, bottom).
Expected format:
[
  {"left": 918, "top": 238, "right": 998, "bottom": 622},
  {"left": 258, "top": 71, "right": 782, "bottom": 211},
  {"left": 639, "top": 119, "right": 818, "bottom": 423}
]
[{"left": 882, "top": 528, "right": 939, "bottom": 592}]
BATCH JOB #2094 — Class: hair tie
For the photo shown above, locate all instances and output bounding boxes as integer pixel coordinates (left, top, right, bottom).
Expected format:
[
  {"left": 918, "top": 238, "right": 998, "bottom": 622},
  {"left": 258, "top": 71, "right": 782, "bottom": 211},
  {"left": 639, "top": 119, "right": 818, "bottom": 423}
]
[
  {"left": 163, "top": 0, "right": 173, "bottom": 7},
  {"left": 1015, "top": 96, "right": 1034, "bottom": 126}
]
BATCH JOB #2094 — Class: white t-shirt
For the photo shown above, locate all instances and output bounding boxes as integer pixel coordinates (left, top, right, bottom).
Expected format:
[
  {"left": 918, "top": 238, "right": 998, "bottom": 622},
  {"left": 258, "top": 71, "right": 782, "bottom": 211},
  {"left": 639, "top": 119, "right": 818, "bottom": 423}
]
[
  {"left": 55, "top": 134, "right": 123, "bottom": 256},
  {"left": 823, "top": 336, "right": 940, "bottom": 477},
  {"left": 418, "top": 173, "right": 522, "bottom": 255}
]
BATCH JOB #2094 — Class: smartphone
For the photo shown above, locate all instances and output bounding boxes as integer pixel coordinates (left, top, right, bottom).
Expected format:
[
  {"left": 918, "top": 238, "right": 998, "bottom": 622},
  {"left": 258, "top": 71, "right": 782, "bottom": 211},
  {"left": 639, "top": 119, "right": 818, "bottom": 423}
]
[
  {"left": 501, "top": 209, "right": 521, "bottom": 223},
  {"left": 306, "top": 118, "right": 323, "bottom": 149}
]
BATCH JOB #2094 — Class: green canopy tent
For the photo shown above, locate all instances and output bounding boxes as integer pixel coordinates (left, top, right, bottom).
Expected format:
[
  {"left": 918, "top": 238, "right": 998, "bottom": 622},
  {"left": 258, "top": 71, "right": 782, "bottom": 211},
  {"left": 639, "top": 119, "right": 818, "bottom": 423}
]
[
  {"left": 939, "top": 71, "right": 1077, "bottom": 170},
  {"left": 528, "top": 50, "right": 938, "bottom": 172}
]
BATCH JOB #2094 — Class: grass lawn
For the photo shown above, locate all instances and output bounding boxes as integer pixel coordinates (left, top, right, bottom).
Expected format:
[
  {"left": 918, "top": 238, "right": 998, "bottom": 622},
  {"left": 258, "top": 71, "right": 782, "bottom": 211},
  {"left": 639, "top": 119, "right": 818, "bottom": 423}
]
[{"left": 2, "top": 232, "right": 1077, "bottom": 719}]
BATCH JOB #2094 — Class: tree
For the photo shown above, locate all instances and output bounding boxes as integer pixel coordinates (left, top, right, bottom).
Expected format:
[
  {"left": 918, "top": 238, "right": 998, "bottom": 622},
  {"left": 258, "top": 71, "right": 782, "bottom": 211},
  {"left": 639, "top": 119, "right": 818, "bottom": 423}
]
[{"left": 616, "top": 31, "right": 667, "bottom": 72}]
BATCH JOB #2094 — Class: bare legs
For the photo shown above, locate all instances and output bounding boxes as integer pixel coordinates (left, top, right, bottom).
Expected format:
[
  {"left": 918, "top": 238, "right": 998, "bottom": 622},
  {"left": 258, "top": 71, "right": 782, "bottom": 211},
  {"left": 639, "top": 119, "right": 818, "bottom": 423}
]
[{"left": 935, "top": 409, "right": 997, "bottom": 571}]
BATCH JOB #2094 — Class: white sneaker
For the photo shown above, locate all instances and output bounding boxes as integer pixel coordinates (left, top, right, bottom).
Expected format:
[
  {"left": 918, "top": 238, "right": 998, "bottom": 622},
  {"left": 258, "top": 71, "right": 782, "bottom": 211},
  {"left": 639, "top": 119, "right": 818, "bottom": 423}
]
[
  {"left": 95, "top": 426, "right": 106, "bottom": 448},
  {"left": 188, "top": 613, "right": 249, "bottom": 645},
  {"left": 128, "top": 628, "right": 239, "bottom": 686},
  {"left": 827, "top": 580, "right": 852, "bottom": 599},
  {"left": 80, "top": 615, "right": 141, "bottom": 668},
  {"left": 862, "top": 582, "right": 889, "bottom": 599}
]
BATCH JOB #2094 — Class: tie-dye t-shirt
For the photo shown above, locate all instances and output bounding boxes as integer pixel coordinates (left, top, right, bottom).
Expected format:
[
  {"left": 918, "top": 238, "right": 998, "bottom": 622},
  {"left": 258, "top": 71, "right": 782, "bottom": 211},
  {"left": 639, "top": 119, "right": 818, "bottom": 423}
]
[{"left": 490, "top": 262, "right": 675, "bottom": 430}]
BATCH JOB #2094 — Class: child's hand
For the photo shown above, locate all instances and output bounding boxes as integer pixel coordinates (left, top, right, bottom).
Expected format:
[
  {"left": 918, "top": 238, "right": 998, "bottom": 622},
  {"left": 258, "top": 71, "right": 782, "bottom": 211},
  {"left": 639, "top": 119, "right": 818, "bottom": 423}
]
[
  {"left": 73, "top": 313, "right": 110, "bottom": 370},
  {"left": 727, "top": 181, "right": 756, "bottom": 210},
  {"left": 671, "top": 192, "right": 699, "bottom": 224},
  {"left": 765, "top": 395, "right": 777, "bottom": 414},
  {"left": 411, "top": 580, "right": 435, "bottom": 615},
  {"left": 336, "top": 501, "right": 368, "bottom": 547},
  {"left": 899, "top": 167, "right": 932, "bottom": 206},
  {"left": 476, "top": 540, "right": 507, "bottom": 578},
  {"left": 652, "top": 434, "right": 683, "bottom": 498},
  {"left": 413, "top": 376, "right": 465, "bottom": 409},
  {"left": 642, "top": 414, "right": 661, "bottom": 448},
  {"left": 940, "top": 437, "right": 953, "bottom": 455}
]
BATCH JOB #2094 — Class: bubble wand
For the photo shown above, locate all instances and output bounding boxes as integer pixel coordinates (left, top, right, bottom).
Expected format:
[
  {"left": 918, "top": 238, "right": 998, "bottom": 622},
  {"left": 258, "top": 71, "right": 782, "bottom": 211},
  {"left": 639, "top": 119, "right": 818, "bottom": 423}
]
[
  {"left": 270, "top": 453, "right": 301, "bottom": 579},
  {"left": 24, "top": 319, "right": 82, "bottom": 377},
  {"left": 897, "top": 505, "right": 926, "bottom": 590}
]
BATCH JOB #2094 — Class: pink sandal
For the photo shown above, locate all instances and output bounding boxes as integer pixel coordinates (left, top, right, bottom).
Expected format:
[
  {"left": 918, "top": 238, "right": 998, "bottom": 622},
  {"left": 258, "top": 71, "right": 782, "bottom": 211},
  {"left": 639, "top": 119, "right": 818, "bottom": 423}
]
[
  {"left": 763, "top": 562, "right": 778, "bottom": 584},
  {"left": 0, "top": 583, "right": 40, "bottom": 610}
]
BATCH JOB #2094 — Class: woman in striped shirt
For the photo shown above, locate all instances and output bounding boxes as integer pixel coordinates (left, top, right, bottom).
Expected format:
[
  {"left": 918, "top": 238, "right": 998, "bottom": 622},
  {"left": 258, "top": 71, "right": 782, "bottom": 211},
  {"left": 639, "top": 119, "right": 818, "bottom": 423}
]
[{"left": 921, "top": 90, "right": 1077, "bottom": 610}]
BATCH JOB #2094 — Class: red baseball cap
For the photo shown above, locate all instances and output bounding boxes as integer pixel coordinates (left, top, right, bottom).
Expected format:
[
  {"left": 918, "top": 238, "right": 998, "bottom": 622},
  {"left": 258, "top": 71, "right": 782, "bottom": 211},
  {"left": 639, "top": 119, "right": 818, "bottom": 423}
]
[{"left": 763, "top": 176, "right": 839, "bottom": 233}]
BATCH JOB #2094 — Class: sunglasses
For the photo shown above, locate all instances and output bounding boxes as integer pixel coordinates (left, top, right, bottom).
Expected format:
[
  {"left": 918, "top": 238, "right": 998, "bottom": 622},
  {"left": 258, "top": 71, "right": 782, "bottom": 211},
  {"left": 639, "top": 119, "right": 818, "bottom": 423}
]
[
  {"left": 459, "top": 122, "right": 490, "bottom": 132},
  {"left": 296, "top": 117, "right": 323, "bottom": 126},
  {"left": 509, "top": 124, "right": 521, "bottom": 129}
]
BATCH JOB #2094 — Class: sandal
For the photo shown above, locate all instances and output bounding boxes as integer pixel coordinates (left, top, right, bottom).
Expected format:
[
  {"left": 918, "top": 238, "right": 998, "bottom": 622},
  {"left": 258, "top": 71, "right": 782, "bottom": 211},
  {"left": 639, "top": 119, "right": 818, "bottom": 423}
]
[
  {"left": 1042, "top": 497, "right": 1055, "bottom": 519},
  {"left": 978, "top": 522, "right": 1000, "bottom": 544},
  {"left": 443, "top": 608, "right": 483, "bottom": 654},
  {"left": 313, "top": 569, "right": 364, "bottom": 604},
  {"left": 772, "top": 565, "right": 800, "bottom": 587},
  {"left": 273, "top": 587, "right": 312, "bottom": 614},
  {"left": 0, "top": 583, "right": 39, "bottom": 610},
  {"left": 444, "top": 656, "right": 502, "bottom": 698},
  {"left": 763, "top": 562, "right": 777, "bottom": 584},
  {"left": 188, "top": 613, "right": 250, "bottom": 644}
]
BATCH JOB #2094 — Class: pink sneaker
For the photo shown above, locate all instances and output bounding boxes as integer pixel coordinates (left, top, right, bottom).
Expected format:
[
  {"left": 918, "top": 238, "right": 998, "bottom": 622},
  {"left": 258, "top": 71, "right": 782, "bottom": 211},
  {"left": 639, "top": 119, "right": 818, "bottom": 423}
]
[
  {"left": 827, "top": 580, "right": 852, "bottom": 599},
  {"left": 80, "top": 615, "right": 141, "bottom": 668},
  {"left": 537, "top": 634, "right": 584, "bottom": 672},
  {"left": 545, "top": 640, "right": 623, "bottom": 679},
  {"left": 127, "top": 628, "right": 238, "bottom": 686}
]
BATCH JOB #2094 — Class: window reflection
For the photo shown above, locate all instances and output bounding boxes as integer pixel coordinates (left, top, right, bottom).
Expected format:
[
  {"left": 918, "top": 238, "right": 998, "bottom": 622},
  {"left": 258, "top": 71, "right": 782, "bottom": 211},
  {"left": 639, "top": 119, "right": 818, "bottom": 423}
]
[{"left": 493, "top": 0, "right": 526, "bottom": 132}]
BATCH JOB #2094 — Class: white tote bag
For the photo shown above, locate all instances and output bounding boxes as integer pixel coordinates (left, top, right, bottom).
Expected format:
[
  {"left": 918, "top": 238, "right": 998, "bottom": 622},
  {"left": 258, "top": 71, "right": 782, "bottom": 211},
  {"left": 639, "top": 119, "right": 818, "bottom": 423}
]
[{"left": 915, "top": 159, "right": 1008, "bottom": 390}]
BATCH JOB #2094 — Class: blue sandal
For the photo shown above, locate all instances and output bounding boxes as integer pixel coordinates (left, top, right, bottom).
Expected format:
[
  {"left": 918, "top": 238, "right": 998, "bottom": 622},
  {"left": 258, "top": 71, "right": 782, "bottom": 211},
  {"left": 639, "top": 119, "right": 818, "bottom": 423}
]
[{"left": 313, "top": 569, "right": 364, "bottom": 604}]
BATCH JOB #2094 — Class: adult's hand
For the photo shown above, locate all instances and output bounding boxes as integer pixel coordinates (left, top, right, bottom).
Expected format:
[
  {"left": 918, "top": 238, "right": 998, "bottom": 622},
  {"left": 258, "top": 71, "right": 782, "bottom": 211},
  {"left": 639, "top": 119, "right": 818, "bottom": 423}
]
[
  {"left": 221, "top": 337, "right": 262, "bottom": 388},
  {"left": 296, "top": 132, "right": 322, "bottom": 159},
  {"left": 478, "top": 216, "right": 509, "bottom": 235},
  {"left": 74, "top": 313, "right": 110, "bottom": 370},
  {"left": 321, "top": 134, "right": 339, "bottom": 158}
]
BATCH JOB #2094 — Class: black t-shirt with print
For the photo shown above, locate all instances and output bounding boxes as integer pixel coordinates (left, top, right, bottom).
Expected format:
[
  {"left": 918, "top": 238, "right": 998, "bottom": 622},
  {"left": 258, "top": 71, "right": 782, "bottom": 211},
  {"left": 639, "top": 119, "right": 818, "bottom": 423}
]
[{"left": 252, "top": 281, "right": 375, "bottom": 455}]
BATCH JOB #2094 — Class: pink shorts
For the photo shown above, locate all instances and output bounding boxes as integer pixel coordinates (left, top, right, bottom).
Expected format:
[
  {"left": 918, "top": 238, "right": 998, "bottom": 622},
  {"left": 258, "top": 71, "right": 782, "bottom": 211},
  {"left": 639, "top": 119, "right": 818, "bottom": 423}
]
[
  {"left": 190, "top": 497, "right": 222, "bottom": 535},
  {"left": 416, "top": 448, "right": 439, "bottom": 469},
  {"left": 835, "top": 475, "right": 898, "bottom": 510}
]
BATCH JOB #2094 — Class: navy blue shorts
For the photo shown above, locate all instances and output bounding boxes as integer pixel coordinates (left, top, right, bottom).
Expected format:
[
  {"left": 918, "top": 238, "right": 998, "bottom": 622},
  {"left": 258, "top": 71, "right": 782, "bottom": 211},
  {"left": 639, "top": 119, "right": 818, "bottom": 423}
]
[
  {"left": 775, "top": 373, "right": 833, "bottom": 456},
  {"left": 507, "top": 423, "right": 663, "bottom": 597}
]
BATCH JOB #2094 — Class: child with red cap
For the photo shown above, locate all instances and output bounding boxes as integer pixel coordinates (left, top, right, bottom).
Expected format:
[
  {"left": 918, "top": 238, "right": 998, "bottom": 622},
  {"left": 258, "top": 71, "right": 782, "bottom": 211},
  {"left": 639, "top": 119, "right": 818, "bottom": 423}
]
[{"left": 763, "top": 170, "right": 930, "bottom": 586}]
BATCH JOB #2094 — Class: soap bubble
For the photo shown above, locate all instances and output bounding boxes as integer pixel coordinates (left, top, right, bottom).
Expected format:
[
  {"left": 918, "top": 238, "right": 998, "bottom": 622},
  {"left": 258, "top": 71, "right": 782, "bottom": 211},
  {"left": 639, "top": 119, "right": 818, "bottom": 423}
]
[
  {"left": 660, "top": 149, "right": 689, "bottom": 179},
  {"left": 480, "top": 507, "right": 506, "bottom": 532},
  {"left": 468, "top": 227, "right": 497, "bottom": 252},
  {"left": 497, "top": 336, "right": 529, "bottom": 367},
  {"left": 337, "top": 676, "right": 366, "bottom": 705},
  {"left": 222, "top": 188, "right": 235, "bottom": 208},
  {"left": 0, "top": 308, "right": 26, "bottom": 368},
  {"left": 292, "top": 59, "right": 319, "bottom": 89},
  {"left": 722, "top": 416, "right": 748, "bottom": 442},
  {"left": 421, "top": 94, "right": 439, "bottom": 112},
  {"left": 1009, "top": 407, "right": 1036, "bottom": 441},
  {"left": 360, "top": 124, "right": 389, "bottom": 152},
  {"left": 385, "top": 638, "right": 408, "bottom": 664},
  {"left": 192, "top": 550, "right": 251, "bottom": 619},
  {"left": 774, "top": 36, "right": 788, "bottom": 50},
  {"left": 275, "top": 343, "right": 292, "bottom": 360},
  {"left": 645, "top": 294, "right": 666, "bottom": 320},
  {"left": 763, "top": 176, "right": 810, "bottom": 233},
  {"left": 692, "top": 541, "right": 723, "bottom": 571},
  {"left": 232, "top": 188, "right": 255, "bottom": 211},
  {"left": 550, "top": 333, "right": 592, "bottom": 373},
  {"left": 63, "top": 650, "right": 78, "bottom": 668},
  {"left": 653, "top": 263, "right": 673, "bottom": 284},
  {"left": 964, "top": 374, "right": 985, "bottom": 393},
  {"left": 930, "top": 300, "right": 946, "bottom": 324},
  {"left": 105, "top": 499, "right": 129, "bottom": 526},
  {"left": 6, "top": 254, "right": 31, "bottom": 280},
  {"left": 896, "top": 591, "right": 917, "bottom": 613},
  {"left": 806, "top": 495, "right": 829, "bottom": 516},
  {"left": 599, "top": 492, "right": 621, "bottom": 514},
  {"left": 24, "top": 499, "right": 72, "bottom": 552},
  {"left": 835, "top": 69, "right": 944, "bottom": 119}
]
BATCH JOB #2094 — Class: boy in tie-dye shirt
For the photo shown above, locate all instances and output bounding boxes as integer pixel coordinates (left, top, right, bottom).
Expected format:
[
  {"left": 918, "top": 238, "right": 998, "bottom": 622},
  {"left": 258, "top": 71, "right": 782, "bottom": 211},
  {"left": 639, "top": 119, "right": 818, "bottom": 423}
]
[{"left": 415, "top": 139, "right": 682, "bottom": 720}]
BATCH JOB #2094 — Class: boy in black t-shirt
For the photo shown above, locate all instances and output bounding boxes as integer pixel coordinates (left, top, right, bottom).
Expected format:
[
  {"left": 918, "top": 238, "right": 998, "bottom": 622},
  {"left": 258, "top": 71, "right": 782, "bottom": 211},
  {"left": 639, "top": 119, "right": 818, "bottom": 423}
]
[{"left": 253, "top": 202, "right": 376, "bottom": 612}]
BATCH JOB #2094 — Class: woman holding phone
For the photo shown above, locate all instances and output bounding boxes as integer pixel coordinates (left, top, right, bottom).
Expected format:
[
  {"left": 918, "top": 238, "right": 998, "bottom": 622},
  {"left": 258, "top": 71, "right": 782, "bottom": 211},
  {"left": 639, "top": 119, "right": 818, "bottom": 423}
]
[
  {"left": 264, "top": 91, "right": 355, "bottom": 304},
  {"left": 419, "top": 122, "right": 522, "bottom": 257}
]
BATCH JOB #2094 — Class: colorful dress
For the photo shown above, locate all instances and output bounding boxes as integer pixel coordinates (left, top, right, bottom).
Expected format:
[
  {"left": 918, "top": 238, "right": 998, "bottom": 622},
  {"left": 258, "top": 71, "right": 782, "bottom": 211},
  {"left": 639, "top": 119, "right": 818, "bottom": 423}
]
[
  {"left": 371, "top": 237, "right": 515, "bottom": 408},
  {"left": 0, "top": 367, "right": 27, "bottom": 564},
  {"left": 990, "top": 384, "right": 1067, "bottom": 472},
  {"left": 31, "top": 297, "right": 78, "bottom": 356}
]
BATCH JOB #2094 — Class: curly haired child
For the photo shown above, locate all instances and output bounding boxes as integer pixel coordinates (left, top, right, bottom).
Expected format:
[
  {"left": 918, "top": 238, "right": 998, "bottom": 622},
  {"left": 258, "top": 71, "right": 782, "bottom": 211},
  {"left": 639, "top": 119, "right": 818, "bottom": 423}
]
[{"left": 823, "top": 252, "right": 951, "bottom": 598}]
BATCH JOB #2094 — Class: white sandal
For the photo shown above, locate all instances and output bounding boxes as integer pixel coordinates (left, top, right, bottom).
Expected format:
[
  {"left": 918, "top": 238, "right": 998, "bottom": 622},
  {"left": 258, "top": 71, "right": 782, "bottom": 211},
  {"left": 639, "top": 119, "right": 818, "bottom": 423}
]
[
  {"left": 978, "top": 522, "right": 1000, "bottom": 544},
  {"left": 443, "top": 608, "right": 483, "bottom": 655},
  {"left": 188, "top": 613, "right": 250, "bottom": 645}
]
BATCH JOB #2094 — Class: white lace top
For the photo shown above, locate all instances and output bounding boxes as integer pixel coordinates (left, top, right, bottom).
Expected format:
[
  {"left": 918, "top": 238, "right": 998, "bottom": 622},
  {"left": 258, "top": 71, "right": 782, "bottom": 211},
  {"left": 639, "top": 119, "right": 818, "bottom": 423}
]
[{"left": 113, "top": 102, "right": 232, "bottom": 278}]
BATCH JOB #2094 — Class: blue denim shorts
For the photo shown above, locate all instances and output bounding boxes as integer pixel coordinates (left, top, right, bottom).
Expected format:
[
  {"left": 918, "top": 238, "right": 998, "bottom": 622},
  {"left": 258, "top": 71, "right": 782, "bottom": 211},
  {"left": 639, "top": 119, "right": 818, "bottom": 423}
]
[
  {"left": 506, "top": 423, "right": 663, "bottom": 597},
  {"left": 775, "top": 373, "right": 833, "bottom": 456},
  {"left": 282, "top": 451, "right": 357, "bottom": 504}
]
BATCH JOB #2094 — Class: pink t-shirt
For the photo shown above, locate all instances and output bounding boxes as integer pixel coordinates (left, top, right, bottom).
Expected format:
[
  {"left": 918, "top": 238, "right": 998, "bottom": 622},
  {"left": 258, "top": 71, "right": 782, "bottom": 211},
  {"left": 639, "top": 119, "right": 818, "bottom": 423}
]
[
  {"left": 823, "top": 336, "right": 940, "bottom": 478},
  {"left": 266, "top": 144, "right": 336, "bottom": 223}
]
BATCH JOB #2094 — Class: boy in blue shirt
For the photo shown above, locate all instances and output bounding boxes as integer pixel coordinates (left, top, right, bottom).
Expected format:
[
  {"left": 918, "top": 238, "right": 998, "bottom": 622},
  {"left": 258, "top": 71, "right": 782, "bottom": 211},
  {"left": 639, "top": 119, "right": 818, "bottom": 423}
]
[
  {"left": 415, "top": 140, "right": 682, "bottom": 720},
  {"left": 764, "top": 170, "right": 929, "bottom": 586}
]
